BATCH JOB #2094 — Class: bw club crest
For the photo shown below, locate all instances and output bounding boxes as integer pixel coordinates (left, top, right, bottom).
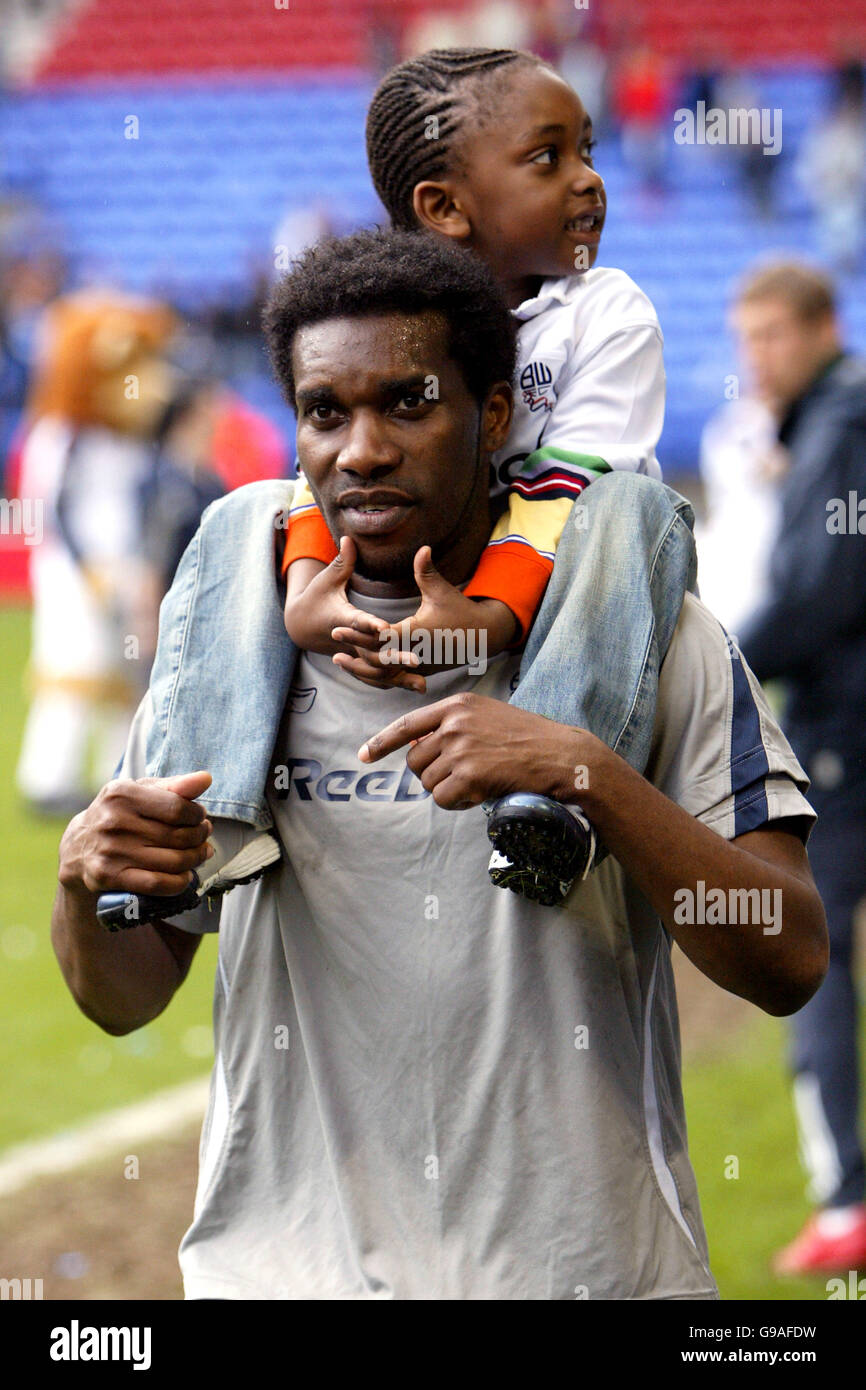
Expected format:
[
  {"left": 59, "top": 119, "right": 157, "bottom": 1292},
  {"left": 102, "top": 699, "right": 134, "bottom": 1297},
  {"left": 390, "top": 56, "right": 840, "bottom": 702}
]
[{"left": 520, "top": 360, "right": 555, "bottom": 413}]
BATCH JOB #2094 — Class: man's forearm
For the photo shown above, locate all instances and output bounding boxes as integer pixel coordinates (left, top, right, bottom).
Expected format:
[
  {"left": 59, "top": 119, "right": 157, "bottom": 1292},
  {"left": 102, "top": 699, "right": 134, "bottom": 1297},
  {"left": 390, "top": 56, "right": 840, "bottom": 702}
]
[
  {"left": 359, "top": 694, "right": 827, "bottom": 1015},
  {"left": 52, "top": 881, "right": 189, "bottom": 1035},
  {"left": 52, "top": 779, "right": 211, "bottom": 1035},
  {"left": 574, "top": 733, "right": 827, "bottom": 1016}
]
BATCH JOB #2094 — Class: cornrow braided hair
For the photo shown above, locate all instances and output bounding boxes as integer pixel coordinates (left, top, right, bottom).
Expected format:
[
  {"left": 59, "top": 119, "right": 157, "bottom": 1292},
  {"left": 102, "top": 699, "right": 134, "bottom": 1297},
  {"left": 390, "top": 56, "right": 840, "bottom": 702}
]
[{"left": 366, "top": 47, "right": 543, "bottom": 230}]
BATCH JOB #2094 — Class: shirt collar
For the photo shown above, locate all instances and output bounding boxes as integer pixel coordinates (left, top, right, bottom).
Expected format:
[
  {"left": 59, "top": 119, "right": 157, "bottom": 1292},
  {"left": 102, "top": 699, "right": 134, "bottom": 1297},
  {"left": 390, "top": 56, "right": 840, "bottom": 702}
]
[{"left": 512, "top": 273, "right": 584, "bottom": 322}]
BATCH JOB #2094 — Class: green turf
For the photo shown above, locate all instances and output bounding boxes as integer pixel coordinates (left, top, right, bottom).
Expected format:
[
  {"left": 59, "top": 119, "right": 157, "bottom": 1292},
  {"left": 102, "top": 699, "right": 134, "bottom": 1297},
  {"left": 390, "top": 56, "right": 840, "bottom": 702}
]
[
  {"left": 682, "top": 1011, "right": 865, "bottom": 1302},
  {"left": 0, "top": 606, "right": 217, "bottom": 1150},
  {"left": 1, "top": 603, "right": 862, "bottom": 1300}
]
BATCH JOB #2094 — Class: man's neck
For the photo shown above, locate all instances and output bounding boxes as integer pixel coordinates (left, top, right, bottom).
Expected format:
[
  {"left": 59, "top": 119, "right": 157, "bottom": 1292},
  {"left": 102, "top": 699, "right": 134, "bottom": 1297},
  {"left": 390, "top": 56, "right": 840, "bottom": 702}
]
[{"left": 350, "top": 543, "right": 483, "bottom": 599}]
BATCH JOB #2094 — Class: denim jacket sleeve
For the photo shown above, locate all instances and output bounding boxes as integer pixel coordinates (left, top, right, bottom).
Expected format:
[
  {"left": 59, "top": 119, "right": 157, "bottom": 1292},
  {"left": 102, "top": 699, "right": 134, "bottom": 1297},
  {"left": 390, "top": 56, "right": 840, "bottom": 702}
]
[{"left": 144, "top": 479, "right": 298, "bottom": 827}]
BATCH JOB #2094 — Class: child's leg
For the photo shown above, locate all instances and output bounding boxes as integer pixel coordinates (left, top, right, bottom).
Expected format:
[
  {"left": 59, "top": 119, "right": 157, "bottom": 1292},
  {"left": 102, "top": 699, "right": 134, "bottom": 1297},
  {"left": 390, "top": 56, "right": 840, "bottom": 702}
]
[
  {"left": 509, "top": 471, "right": 697, "bottom": 774},
  {"left": 486, "top": 472, "right": 697, "bottom": 903},
  {"left": 97, "top": 480, "right": 298, "bottom": 929},
  {"left": 145, "top": 479, "right": 298, "bottom": 830}
]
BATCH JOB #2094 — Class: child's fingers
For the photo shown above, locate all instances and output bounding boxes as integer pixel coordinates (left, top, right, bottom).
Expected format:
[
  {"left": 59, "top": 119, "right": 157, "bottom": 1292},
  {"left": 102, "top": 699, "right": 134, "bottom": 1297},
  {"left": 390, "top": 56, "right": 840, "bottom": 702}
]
[
  {"left": 343, "top": 609, "right": 389, "bottom": 635},
  {"left": 331, "top": 627, "right": 421, "bottom": 663},
  {"left": 332, "top": 652, "right": 427, "bottom": 693},
  {"left": 330, "top": 626, "right": 386, "bottom": 653}
]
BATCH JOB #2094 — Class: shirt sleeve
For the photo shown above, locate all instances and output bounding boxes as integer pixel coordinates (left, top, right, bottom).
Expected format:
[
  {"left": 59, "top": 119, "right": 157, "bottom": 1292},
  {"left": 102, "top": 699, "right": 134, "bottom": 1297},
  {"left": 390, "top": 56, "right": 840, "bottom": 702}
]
[
  {"left": 472, "top": 318, "right": 667, "bottom": 638},
  {"left": 507, "top": 320, "right": 666, "bottom": 497},
  {"left": 116, "top": 695, "right": 222, "bottom": 935},
  {"left": 648, "top": 593, "right": 816, "bottom": 843},
  {"left": 281, "top": 470, "right": 338, "bottom": 572},
  {"left": 463, "top": 494, "right": 574, "bottom": 641}
]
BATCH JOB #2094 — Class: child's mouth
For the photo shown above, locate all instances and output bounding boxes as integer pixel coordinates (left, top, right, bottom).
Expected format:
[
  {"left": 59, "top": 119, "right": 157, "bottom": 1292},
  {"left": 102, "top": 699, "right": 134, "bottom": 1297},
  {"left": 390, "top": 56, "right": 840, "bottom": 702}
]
[{"left": 564, "top": 213, "right": 603, "bottom": 236}]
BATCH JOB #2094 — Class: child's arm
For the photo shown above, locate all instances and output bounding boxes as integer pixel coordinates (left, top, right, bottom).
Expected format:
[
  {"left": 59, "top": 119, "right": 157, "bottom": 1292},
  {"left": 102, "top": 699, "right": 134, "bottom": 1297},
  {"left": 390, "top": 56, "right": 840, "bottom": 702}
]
[
  {"left": 282, "top": 476, "right": 518, "bottom": 679},
  {"left": 281, "top": 473, "right": 342, "bottom": 650}
]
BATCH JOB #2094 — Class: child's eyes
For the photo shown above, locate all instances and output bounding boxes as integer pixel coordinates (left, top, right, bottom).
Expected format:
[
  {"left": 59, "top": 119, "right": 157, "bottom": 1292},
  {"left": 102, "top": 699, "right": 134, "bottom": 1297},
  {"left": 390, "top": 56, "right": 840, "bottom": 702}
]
[{"left": 530, "top": 140, "right": 597, "bottom": 167}]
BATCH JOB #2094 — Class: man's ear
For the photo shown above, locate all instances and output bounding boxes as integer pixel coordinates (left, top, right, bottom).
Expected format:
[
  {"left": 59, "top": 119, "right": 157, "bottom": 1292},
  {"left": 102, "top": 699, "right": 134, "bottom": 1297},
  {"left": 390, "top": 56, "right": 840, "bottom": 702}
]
[
  {"left": 482, "top": 382, "right": 514, "bottom": 454},
  {"left": 412, "top": 181, "right": 473, "bottom": 241}
]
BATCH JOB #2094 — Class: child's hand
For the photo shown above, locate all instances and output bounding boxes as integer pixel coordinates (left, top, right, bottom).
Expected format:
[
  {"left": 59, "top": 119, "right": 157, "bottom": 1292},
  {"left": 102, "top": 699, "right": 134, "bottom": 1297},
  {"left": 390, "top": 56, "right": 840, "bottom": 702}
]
[
  {"left": 331, "top": 546, "right": 519, "bottom": 689},
  {"left": 283, "top": 537, "right": 389, "bottom": 656}
]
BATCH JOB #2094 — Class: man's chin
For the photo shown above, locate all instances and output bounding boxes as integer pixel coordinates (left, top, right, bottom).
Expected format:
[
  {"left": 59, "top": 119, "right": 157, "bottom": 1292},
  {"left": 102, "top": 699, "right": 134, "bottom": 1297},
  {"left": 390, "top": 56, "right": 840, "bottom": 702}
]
[{"left": 352, "top": 540, "right": 418, "bottom": 586}]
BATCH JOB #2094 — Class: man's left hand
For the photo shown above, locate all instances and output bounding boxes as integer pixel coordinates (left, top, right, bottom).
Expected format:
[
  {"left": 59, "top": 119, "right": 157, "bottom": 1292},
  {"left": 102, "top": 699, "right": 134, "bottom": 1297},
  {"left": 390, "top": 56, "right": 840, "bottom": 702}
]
[{"left": 359, "top": 693, "right": 585, "bottom": 809}]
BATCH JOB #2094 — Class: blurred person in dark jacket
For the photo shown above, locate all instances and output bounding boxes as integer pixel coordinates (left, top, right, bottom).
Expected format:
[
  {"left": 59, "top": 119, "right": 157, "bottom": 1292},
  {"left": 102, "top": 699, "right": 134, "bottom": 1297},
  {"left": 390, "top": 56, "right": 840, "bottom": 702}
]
[
  {"left": 735, "top": 261, "right": 866, "bottom": 1276},
  {"left": 132, "top": 381, "right": 226, "bottom": 676}
]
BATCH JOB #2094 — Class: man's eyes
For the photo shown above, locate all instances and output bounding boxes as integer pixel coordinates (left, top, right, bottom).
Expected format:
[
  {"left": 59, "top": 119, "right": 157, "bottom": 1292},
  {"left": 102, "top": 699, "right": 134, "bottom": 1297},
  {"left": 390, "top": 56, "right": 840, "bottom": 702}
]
[{"left": 304, "top": 394, "right": 429, "bottom": 422}]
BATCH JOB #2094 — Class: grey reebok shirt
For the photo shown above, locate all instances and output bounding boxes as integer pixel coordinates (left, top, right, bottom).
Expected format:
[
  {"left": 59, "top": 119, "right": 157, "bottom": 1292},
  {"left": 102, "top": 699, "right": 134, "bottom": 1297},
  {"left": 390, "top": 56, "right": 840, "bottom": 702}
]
[{"left": 118, "top": 592, "right": 814, "bottom": 1300}]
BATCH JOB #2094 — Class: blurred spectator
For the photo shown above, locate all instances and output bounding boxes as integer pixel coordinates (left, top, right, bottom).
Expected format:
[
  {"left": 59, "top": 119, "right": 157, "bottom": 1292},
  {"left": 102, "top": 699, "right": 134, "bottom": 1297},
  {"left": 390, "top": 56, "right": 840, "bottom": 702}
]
[
  {"left": 526, "top": 0, "right": 563, "bottom": 67},
  {"left": 272, "top": 201, "right": 337, "bottom": 279},
  {"left": 0, "top": 197, "right": 66, "bottom": 475},
  {"left": 695, "top": 393, "right": 785, "bottom": 636},
  {"left": 134, "top": 382, "right": 226, "bottom": 662},
  {"left": 613, "top": 45, "right": 670, "bottom": 193},
  {"left": 210, "top": 390, "right": 290, "bottom": 489},
  {"left": 367, "top": 0, "right": 400, "bottom": 78},
  {"left": 733, "top": 261, "right": 866, "bottom": 1276},
  {"left": 403, "top": 9, "right": 469, "bottom": 57},
  {"left": 559, "top": 6, "right": 611, "bottom": 135},
  {"left": 713, "top": 69, "right": 779, "bottom": 219},
  {"left": 466, "top": 0, "right": 531, "bottom": 51},
  {"left": 796, "top": 59, "right": 866, "bottom": 273}
]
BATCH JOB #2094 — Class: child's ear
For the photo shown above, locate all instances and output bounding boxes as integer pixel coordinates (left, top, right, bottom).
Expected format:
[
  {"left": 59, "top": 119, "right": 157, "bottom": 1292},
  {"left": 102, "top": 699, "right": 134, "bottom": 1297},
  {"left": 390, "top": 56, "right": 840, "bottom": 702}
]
[{"left": 412, "top": 181, "right": 473, "bottom": 242}]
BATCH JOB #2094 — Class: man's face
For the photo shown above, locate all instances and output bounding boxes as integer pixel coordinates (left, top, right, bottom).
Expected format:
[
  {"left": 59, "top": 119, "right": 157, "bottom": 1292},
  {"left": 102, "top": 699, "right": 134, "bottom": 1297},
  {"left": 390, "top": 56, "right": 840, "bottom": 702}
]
[
  {"left": 733, "top": 297, "right": 840, "bottom": 411},
  {"left": 293, "top": 310, "right": 511, "bottom": 586}
]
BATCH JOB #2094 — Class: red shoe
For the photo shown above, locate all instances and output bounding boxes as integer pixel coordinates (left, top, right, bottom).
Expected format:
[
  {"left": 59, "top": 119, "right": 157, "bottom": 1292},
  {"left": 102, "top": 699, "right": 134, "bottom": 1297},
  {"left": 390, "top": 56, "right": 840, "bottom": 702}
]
[{"left": 773, "top": 1208, "right": 866, "bottom": 1276}]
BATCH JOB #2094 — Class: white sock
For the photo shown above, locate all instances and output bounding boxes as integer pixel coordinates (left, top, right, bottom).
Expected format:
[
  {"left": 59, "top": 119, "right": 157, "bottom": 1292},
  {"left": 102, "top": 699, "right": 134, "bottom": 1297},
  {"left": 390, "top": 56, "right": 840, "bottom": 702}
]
[{"left": 814, "top": 1203, "right": 866, "bottom": 1237}]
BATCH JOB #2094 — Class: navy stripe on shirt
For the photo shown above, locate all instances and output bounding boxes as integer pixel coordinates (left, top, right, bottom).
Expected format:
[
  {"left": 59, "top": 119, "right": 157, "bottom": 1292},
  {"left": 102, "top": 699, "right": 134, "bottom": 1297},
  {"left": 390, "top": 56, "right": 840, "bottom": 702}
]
[{"left": 727, "top": 634, "right": 770, "bottom": 835}]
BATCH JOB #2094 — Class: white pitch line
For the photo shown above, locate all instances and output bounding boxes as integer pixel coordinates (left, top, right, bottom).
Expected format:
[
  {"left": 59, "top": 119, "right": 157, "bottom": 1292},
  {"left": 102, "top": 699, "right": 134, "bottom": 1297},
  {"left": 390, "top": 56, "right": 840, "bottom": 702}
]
[{"left": 0, "top": 1076, "right": 210, "bottom": 1198}]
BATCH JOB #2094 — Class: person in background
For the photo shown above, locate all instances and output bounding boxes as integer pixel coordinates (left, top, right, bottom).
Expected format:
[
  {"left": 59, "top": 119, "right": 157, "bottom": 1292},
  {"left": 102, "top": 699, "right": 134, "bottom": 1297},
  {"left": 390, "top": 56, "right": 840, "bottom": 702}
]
[
  {"left": 696, "top": 393, "right": 785, "bottom": 638},
  {"left": 612, "top": 44, "right": 670, "bottom": 194},
  {"left": 796, "top": 59, "right": 866, "bottom": 274},
  {"left": 134, "top": 382, "right": 226, "bottom": 673},
  {"left": 735, "top": 260, "right": 866, "bottom": 1276}
]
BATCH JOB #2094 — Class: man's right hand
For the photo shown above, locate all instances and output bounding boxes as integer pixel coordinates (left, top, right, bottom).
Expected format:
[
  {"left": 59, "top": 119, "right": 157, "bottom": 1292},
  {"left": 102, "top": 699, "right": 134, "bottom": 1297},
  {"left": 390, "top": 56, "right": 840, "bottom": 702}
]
[{"left": 59, "top": 771, "right": 214, "bottom": 902}]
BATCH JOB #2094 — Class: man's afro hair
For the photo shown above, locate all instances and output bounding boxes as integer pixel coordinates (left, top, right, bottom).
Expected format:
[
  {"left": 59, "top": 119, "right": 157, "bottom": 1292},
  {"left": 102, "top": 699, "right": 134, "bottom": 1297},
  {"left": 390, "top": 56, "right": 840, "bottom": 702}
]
[{"left": 263, "top": 227, "right": 517, "bottom": 409}]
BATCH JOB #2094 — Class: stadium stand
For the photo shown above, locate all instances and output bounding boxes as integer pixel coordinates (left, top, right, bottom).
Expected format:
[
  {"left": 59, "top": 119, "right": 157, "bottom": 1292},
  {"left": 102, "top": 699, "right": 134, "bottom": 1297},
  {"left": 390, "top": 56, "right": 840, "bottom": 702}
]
[{"left": 1, "top": 0, "right": 864, "bottom": 469}]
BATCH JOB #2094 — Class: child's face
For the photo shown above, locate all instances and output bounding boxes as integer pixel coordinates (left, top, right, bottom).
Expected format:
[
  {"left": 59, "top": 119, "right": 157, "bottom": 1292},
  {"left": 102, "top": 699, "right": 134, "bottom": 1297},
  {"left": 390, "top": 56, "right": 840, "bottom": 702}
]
[{"left": 447, "top": 66, "right": 606, "bottom": 303}]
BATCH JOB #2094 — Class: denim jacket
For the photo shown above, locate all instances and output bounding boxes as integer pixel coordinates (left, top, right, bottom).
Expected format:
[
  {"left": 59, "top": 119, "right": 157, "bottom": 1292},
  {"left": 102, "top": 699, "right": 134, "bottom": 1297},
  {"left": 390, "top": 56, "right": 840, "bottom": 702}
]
[{"left": 145, "top": 479, "right": 298, "bottom": 828}]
